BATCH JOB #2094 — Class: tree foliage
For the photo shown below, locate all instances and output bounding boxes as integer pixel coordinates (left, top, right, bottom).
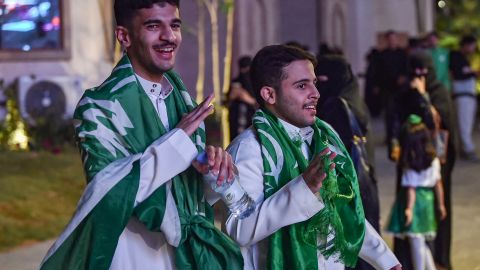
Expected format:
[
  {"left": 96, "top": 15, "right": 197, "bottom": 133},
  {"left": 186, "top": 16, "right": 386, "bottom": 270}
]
[{"left": 436, "top": 0, "right": 480, "bottom": 48}]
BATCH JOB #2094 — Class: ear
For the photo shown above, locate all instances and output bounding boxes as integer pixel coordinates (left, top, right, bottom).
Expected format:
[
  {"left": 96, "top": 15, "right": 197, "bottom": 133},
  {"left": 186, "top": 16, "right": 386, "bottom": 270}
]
[
  {"left": 260, "top": 86, "right": 276, "bottom": 105},
  {"left": 115, "top": 26, "right": 131, "bottom": 49}
]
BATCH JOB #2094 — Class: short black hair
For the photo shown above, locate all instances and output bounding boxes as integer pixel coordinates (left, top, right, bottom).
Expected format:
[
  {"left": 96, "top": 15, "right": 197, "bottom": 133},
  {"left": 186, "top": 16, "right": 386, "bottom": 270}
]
[
  {"left": 114, "top": 0, "right": 180, "bottom": 28},
  {"left": 238, "top": 56, "right": 252, "bottom": 69},
  {"left": 250, "top": 45, "right": 316, "bottom": 107},
  {"left": 385, "top": 30, "right": 396, "bottom": 37},
  {"left": 460, "top": 35, "right": 477, "bottom": 47}
]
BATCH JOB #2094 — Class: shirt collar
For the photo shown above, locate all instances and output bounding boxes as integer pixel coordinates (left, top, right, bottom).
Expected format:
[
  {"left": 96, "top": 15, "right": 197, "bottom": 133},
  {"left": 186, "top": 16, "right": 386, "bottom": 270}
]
[
  {"left": 278, "top": 118, "right": 315, "bottom": 145},
  {"left": 136, "top": 73, "right": 174, "bottom": 99}
]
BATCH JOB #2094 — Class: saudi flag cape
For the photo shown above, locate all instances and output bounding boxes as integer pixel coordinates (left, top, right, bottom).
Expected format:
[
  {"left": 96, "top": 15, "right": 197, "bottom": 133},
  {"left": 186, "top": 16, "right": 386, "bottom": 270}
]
[
  {"left": 40, "top": 55, "right": 243, "bottom": 270},
  {"left": 253, "top": 109, "right": 365, "bottom": 269}
]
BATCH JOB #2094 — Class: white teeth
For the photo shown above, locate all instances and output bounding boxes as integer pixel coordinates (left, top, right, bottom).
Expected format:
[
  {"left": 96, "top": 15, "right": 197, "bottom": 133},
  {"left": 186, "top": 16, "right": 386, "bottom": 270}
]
[{"left": 159, "top": 47, "right": 174, "bottom": 52}]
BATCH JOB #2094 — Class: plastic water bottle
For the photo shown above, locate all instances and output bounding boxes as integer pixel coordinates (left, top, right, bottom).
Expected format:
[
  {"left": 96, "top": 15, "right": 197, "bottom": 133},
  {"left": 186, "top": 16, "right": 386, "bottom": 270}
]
[{"left": 196, "top": 151, "right": 255, "bottom": 219}]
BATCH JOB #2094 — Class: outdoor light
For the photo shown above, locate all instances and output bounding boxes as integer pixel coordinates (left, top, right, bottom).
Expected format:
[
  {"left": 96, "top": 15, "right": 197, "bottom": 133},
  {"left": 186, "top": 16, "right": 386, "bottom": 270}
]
[
  {"left": 438, "top": 0, "right": 446, "bottom": 8},
  {"left": 8, "top": 121, "right": 28, "bottom": 150}
]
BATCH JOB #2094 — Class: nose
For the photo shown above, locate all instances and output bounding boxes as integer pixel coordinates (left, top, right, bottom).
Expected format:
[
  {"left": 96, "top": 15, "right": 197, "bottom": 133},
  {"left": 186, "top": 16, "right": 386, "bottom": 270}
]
[
  {"left": 160, "top": 26, "right": 175, "bottom": 42},
  {"left": 311, "top": 85, "right": 320, "bottom": 99}
]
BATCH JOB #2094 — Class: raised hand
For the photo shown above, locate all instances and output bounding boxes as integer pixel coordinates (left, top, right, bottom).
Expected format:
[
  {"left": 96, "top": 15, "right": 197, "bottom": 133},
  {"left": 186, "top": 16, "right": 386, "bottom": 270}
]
[
  {"left": 302, "top": 148, "right": 336, "bottom": 194},
  {"left": 176, "top": 94, "right": 214, "bottom": 136}
]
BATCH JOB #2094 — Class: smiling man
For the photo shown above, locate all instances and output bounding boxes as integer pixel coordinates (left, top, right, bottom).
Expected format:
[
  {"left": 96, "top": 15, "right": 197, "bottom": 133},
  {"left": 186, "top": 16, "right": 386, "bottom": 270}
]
[
  {"left": 39, "top": 1, "right": 243, "bottom": 270},
  {"left": 226, "top": 45, "right": 401, "bottom": 270}
]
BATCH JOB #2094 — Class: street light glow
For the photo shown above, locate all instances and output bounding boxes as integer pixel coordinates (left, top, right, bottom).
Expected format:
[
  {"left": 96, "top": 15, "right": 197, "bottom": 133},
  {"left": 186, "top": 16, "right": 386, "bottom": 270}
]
[{"left": 438, "top": 0, "right": 446, "bottom": 8}]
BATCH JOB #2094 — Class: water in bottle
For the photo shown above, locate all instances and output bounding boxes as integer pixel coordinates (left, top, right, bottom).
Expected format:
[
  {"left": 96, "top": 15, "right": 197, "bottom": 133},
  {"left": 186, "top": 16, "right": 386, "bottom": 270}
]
[{"left": 196, "top": 151, "right": 255, "bottom": 219}]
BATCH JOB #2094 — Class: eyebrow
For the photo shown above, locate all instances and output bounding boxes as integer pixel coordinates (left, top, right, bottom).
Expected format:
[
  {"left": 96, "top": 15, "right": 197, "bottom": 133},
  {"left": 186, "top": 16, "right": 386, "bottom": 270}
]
[
  {"left": 292, "top": 78, "right": 311, "bottom": 85},
  {"left": 143, "top": 18, "right": 182, "bottom": 26}
]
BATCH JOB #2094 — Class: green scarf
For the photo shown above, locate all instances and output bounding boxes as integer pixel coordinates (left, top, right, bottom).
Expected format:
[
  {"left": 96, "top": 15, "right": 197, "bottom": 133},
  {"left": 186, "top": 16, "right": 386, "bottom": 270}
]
[
  {"left": 40, "top": 55, "right": 243, "bottom": 270},
  {"left": 252, "top": 109, "right": 365, "bottom": 269}
]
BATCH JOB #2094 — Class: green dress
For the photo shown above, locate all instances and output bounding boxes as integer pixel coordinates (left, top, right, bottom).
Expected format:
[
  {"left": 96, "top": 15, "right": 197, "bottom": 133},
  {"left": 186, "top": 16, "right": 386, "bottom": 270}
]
[{"left": 387, "top": 158, "right": 441, "bottom": 239}]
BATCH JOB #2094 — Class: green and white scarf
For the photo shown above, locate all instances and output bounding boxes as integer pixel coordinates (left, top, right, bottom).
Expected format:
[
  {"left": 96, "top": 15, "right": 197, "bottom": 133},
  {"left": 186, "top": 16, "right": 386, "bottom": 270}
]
[
  {"left": 253, "top": 109, "right": 365, "bottom": 269},
  {"left": 40, "top": 55, "right": 243, "bottom": 270}
]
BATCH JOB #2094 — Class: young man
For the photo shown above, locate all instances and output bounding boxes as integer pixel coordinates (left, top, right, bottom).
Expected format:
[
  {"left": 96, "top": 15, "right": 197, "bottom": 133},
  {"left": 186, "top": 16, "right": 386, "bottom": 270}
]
[
  {"left": 40, "top": 1, "right": 242, "bottom": 269},
  {"left": 226, "top": 45, "right": 401, "bottom": 270}
]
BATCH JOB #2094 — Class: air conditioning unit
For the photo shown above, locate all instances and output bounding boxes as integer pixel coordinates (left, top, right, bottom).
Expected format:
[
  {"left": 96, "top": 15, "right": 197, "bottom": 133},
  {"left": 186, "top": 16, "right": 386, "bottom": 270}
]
[{"left": 17, "top": 75, "right": 83, "bottom": 125}]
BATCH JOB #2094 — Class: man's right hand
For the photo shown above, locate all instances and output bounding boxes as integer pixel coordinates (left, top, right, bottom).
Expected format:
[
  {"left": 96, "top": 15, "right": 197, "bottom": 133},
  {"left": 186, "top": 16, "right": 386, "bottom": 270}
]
[
  {"left": 302, "top": 148, "right": 336, "bottom": 194},
  {"left": 176, "top": 94, "right": 214, "bottom": 136}
]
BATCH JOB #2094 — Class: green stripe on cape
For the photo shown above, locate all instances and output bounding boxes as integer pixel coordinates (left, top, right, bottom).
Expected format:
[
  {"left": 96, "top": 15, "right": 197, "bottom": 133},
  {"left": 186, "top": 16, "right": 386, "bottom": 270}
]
[{"left": 40, "top": 55, "right": 242, "bottom": 270}]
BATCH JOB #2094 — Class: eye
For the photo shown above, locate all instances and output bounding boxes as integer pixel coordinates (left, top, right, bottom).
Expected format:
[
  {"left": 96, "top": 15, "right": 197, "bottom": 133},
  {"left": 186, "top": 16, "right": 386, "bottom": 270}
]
[
  {"left": 146, "top": 24, "right": 160, "bottom": 31},
  {"left": 297, "top": 83, "right": 307, "bottom": 89},
  {"left": 171, "top": 23, "right": 181, "bottom": 30}
]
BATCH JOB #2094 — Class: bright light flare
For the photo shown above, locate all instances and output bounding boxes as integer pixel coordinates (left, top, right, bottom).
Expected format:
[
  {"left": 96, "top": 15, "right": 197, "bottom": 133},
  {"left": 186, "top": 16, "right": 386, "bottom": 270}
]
[{"left": 8, "top": 121, "right": 29, "bottom": 150}]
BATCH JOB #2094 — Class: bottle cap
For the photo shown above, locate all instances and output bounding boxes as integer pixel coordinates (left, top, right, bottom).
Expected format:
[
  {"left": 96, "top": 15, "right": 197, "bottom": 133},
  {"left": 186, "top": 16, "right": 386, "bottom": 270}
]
[{"left": 196, "top": 151, "right": 208, "bottom": 164}]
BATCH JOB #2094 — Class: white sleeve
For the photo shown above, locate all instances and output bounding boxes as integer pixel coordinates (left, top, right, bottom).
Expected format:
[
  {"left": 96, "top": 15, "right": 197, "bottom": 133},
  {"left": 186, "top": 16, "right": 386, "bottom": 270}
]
[
  {"left": 135, "top": 128, "right": 198, "bottom": 204},
  {"left": 225, "top": 130, "right": 325, "bottom": 247},
  {"left": 358, "top": 221, "right": 400, "bottom": 270}
]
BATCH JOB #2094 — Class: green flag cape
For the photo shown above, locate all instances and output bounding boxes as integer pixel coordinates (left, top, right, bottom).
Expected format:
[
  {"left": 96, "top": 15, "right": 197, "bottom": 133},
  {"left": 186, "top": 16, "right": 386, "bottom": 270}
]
[
  {"left": 40, "top": 55, "right": 243, "bottom": 270},
  {"left": 252, "top": 109, "right": 365, "bottom": 269}
]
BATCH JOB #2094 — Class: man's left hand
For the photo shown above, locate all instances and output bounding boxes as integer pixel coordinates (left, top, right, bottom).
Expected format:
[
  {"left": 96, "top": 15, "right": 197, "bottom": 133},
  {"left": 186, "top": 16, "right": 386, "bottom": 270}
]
[{"left": 192, "top": 145, "right": 234, "bottom": 186}]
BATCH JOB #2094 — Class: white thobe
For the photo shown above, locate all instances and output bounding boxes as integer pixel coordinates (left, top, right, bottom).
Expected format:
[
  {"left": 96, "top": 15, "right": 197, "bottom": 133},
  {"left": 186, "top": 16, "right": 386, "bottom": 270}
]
[
  {"left": 225, "top": 120, "right": 400, "bottom": 270},
  {"left": 109, "top": 75, "right": 198, "bottom": 270}
]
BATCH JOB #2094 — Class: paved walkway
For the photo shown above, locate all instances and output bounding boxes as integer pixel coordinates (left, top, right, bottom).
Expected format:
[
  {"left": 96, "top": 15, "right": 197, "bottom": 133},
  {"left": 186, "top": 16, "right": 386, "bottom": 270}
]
[{"left": 1, "top": 119, "right": 479, "bottom": 270}]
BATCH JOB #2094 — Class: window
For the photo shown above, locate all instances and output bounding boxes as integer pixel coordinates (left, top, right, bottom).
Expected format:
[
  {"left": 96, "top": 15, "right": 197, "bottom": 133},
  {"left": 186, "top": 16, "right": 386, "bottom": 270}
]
[{"left": 0, "top": 0, "right": 70, "bottom": 60}]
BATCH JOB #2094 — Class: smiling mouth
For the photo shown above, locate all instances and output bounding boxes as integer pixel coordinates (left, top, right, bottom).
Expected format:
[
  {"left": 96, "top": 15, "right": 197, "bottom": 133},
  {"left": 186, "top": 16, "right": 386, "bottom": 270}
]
[
  {"left": 304, "top": 104, "right": 317, "bottom": 111},
  {"left": 153, "top": 44, "right": 177, "bottom": 55},
  {"left": 158, "top": 47, "right": 174, "bottom": 53}
]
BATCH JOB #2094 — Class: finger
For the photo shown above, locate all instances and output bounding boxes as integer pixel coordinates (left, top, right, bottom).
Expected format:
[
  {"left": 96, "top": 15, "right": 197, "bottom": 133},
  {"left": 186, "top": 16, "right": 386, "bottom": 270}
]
[
  {"left": 319, "top": 148, "right": 330, "bottom": 156},
  {"left": 227, "top": 153, "right": 234, "bottom": 182},
  {"left": 318, "top": 172, "right": 327, "bottom": 182},
  {"left": 192, "top": 103, "right": 214, "bottom": 124},
  {"left": 328, "top": 151, "right": 337, "bottom": 160},
  {"left": 188, "top": 99, "right": 214, "bottom": 121},
  {"left": 216, "top": 152, "right": 228, "bottom": 186},
  {"left": 206, "top": 146, "right": 216, "bottom": 167},
  {"left": 308, "top": 156, "right": 322, "bottom": 172},
  {"left": 200, "top": 93, "right": 215, "bottom": 107},
  {"left": 211, "top": 147, "right": 222, "bottom": 174},
  {"left": 329, "top": 162, "right": 335, "bottom": 171}
]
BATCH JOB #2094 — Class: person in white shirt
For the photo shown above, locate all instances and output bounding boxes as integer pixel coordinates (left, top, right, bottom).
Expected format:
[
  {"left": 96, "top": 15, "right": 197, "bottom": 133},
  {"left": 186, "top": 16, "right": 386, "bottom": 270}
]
[
  {"left": 225, "top": 45, "right": 402, "bottom": 270},
  {"left": 39, "top": 1, "right": 243, "bottom": 269}
]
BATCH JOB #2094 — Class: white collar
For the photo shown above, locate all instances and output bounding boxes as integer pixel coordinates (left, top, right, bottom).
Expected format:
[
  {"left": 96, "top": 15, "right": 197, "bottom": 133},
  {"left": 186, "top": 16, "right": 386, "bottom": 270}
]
[
  {"left": 278, "top": 118, "right": 315, "bottom": 145},
  {"left": 136, "top": 73, "right": 174, "bottom": 99}
]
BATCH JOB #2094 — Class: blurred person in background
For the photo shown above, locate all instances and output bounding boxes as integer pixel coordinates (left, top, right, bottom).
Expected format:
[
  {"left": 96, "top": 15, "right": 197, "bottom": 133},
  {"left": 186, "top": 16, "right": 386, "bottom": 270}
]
[
  {"left": 388, "top": 51, "right": 456, "bottom": 270},
  {"left": 228, "top": 56, "right": 257, "bottom": 141},
  {"left": 316, "top": 55, "right": 381, "bottom": 270},
  {"left": 377, "top": 30, "right": 408, "bottom": 144},
  {"left": 387, "top": 115, "right": 447, "bottom": 270},
  {"left": 363, "top": 48, "right": 383, "bottom": 118},
  {"left": 449, "top": 35, "right": 478, "bottom": 161},
  {"left": 426, "top": 32, "right": 451, "bottom": 92}
]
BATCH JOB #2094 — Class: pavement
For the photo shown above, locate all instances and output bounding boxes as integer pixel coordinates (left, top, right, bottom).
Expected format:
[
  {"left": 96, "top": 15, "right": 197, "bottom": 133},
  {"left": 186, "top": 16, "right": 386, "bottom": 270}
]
[{"left": 1, "top": 119, "right": 479, "bottom": 270}]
